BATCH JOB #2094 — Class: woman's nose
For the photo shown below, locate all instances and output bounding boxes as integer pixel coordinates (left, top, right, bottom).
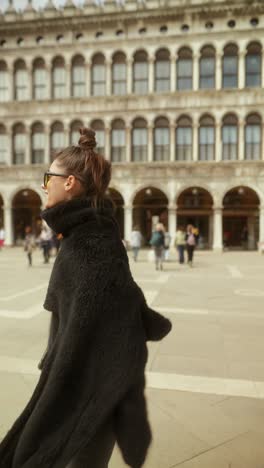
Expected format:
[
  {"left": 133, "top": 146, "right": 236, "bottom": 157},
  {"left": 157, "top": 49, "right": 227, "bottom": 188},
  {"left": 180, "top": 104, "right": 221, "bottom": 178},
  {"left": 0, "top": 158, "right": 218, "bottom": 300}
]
[{"left": 41, "top": 184, "right": 48, "bottom": 194}]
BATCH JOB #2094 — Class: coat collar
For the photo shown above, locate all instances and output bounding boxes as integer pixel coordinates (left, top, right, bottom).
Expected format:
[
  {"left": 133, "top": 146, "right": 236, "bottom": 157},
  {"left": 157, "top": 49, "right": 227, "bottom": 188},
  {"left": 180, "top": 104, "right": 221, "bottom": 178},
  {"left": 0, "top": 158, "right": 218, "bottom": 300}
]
[{"left": 41, "top": 197, "right": 116, "bottom": 236}]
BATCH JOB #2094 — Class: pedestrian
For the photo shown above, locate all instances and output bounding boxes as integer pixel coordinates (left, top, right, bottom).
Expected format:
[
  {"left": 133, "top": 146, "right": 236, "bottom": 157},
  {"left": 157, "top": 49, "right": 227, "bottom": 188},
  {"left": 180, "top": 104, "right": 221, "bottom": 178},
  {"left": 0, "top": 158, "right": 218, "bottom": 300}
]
[
  {"left": 0, "top": 127, "right": 172, "bottom": 468},
  {"left": 164, "top": 231, "right": 171, "bottom": 261},
  {"left": 0, "top": 226, "right": 4, "bottom": 250},
  {"left": 24, "top": 226, "right": 35, "bottom": 266},
  {"left": 150, "top": 222, "right": 165, "bottom": 271},
  {"left": 186, "top": 224, "right": 197, "bottom": 267},
  {"left": 174, "top": 225, "right": 186, "bottom": 264},
  {"left": 39, "top": 221, "right": 53, "bottom": 263},
  {"left": 130, "top": 225, "right": 143, "bottom": 261}
]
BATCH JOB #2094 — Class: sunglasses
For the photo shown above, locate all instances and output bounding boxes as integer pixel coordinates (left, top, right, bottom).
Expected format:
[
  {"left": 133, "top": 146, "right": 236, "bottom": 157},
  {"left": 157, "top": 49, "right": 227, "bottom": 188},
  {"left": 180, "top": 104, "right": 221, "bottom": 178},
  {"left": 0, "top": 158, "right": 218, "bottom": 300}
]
[{"left": 43, "top": 171, "right": 68, "bottom": 189}]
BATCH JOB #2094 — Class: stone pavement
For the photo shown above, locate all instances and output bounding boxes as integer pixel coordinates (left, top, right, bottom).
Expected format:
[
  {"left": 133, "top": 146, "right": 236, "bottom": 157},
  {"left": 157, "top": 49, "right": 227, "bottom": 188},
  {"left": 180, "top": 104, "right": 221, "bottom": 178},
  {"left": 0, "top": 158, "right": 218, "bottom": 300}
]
[{"left": 1, "top": 247, "right": 264, "bottom": 468}]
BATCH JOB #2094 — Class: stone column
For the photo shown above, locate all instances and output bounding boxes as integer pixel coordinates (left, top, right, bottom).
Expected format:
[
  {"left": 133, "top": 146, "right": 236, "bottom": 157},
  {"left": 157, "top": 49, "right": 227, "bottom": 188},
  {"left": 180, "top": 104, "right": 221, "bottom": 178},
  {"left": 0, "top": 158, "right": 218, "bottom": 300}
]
[
  {"left": 105, "top": 126, "right": 111, "bottom": 161},
  {"left": 192, "top": 122, "right": 198, "bottom": 161},
  {"left": 4, "top": 204, "right": 13, "bottom": 246},
  {"left": 170, "top": 53, "right": 177, "bottom": 92},
  {"left": 168, "top": 205, "right": 177, "bottom": 242},
  {"left": 148, "top": 124, "right": 153, "bottom": 162},
  {"left": 216, "top": 52, "right": 222, "bottom": 90},
  {"left": 65, "top": 63, "right": 71, "bottom": 98},
  {"left": 27, "top": 65, "right": 33, "bottom": 100},
  {"left": 127, "top": 58, "right": 133, "bottom": 94},
  {"left": 248, "top": 216, "right": 256, "bottom": 250},
  {"left": 106, "top": 59, "right": 112, "bottom": 96},
  {"left": 44, "top": 127, "right": 50, "bottom": 165},
  {"left": 262, "top": 51, "right": 264, "bottom": 88},
  {"left": 124, "top": 205, "right": 133, "bottom": 242},
  {"left": 64, "top": 124, "right": 70, "bottom": 146},
  {"left": 126, "top": 125, "right": 131, "bottom": 162},
  {"left": 149, "top": 56, "right": 154, "bottom": 93},
  {"left": 238, "top": 118, "right": 245, "bottom": 161},
  {"left": 215, "top": 120, "right": 222, "bottom": 162},
  {"left": 170, "top": 123, "right": 176, "bottom": 161},
  {"left": 193, "top": 53, "right": 199, "bottom": 91},
  {"left": 6, "top": 129, "right": 12, "bottom": 165},
  {"left": 259, "top": 206, "right": 264, "bottom": 246},
  {"left": 25, "top": 129, "right": 31, "bottom": 165},
  {"left": 213, "top": 207, "right": 223, "bottom": 250},
  {"left": 8, "top": 66, "right": 14, "bottom": 100},
  {"left": 85, "top": 62, "right": 91, "bottom": 97},
  {"left": 262, "top": 123, "right": 264, "bottom": 161},
  {"left": 238, "top": 50, "right": 245, "bottom": 89},
  {"left": 46, "top": 64, "right": 52, "bottom": 100}
]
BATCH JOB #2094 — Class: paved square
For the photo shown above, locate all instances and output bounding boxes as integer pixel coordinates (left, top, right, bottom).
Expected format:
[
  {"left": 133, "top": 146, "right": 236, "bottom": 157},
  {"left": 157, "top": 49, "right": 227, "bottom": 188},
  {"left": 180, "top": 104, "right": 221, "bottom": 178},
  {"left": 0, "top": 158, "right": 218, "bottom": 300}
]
[{"left": 1, "top": 247, "right": 264, "bottom": 468}]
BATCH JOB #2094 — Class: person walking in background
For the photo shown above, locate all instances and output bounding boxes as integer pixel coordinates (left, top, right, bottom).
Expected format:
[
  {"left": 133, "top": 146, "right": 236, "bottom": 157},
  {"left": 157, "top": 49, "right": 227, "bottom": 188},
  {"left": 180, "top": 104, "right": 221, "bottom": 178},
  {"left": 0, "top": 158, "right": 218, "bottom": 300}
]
[
  {"left": 130, "top": 225, "right": 143, "bottom": 262},
  {"left": 164, "top": 231, "right": 171, "bottom": 261},
  {"left": 0, "top": 226, "right": 4, "bottom": 251},
  {"left": 24, "top": 226, "right": 35, "bottom": 267},
  {"left": 186, "top": 224, "right": 197, "bottom": 267},
  {"left": 174, "top": 225, "right": 186, "bottom": 264},
  {"left": 150, "top": 222, "right": 165, "bottom": 271},
  {"left": 39, "top": 222, "right": 53, "bottom": 263}
]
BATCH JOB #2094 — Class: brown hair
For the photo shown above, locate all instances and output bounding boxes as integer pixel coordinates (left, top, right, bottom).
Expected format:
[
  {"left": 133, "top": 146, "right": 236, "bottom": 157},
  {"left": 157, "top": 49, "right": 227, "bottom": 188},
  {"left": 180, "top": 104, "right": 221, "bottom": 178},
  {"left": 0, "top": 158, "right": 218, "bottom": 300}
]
[{"left": 54, "top": 127, "right": 111, "bottom": 206}]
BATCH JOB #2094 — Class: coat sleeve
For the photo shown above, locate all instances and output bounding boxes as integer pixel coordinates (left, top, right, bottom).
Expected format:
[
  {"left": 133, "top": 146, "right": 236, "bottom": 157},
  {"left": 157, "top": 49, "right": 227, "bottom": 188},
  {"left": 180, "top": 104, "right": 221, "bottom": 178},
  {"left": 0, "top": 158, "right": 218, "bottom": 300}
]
[
  {"left": 38, "top": 312, "right": 59, "bottom": 370},
  {"left": 12, "top": 277, "right": 147, "bottom": 468}
]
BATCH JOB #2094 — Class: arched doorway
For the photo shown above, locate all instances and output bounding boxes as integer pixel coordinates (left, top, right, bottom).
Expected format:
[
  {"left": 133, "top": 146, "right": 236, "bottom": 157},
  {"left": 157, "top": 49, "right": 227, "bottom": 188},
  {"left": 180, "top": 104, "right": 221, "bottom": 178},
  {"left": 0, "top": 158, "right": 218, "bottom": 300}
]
[
  {"left": 12, "top": 189, "right": 42, "bottom": 244},
  {"left": 223, "top": 186, "right": 259, "bottom": 249},
  {"left": 177, "top": 187, "right": 213, "bottom": 248},
  {"left": 133, "top": 187, "right": 168, "bottom": 243},
  {"left": 106, "top": 188, "right": 124, "bottom": 239}
]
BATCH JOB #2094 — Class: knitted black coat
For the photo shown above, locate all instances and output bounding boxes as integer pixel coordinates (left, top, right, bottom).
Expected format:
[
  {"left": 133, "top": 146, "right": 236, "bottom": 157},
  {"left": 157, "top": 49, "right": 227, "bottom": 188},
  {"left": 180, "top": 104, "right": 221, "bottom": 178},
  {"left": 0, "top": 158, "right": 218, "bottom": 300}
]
[{"left": 0, "top": 198, "right": 172, "bottom": 468}]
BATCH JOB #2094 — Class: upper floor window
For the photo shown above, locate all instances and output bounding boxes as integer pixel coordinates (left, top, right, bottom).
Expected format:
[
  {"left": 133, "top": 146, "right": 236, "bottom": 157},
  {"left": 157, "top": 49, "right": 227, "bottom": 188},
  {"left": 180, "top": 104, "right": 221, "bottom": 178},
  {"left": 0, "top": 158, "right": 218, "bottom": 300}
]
[
  {"left": 72, "top": 55, "right": 86, "bottom": 98},
  {"left": 199, "top": 115, "right": 215, "bottom": 161},
  {"left": 155, "top": 49, "right": 170, "bottom": 92},
  {"left": 176, "top": 115, "right": 192, "bottom": 161},
  {"left": 91, "top": 54, "right": 106, "bottom": 96},
  {"left": 111, "top": 119, "right": 126, "bottom": 162},
  {"left": 31, "top": 122, "right": 45, "bottom": 164},
  {"left": 91, "top": 120, "right": 105, "bottom": 155},
  {"left": 133, "top": 50, "right": 148, "bottom": 94},
  {"left": 51, "top": 121, "right": 65, "bottom": 156},
  {"left": 245, "top": 113, "right": 261, "bottom": 160},
  {"left": 0, "top": 61, "right": 8, "bottom": 102},
  {"left": 199, "top": 46, "right": 215, "bottom": 89},
  {"left": 0, "top": 125, "right": 7, "bottom": 164},
  {"left": 177, "top": 47, "right": 193, "bottom": 90},
  {"left": 14, "top": 60, "right": 28, "bottom": 101},
  {"left": 13, "top": 123, "right": 26, "bottom": 165},
  {"left": 222, "top": 114, "right": 238, "bottom": 160},
  {"left": 154, "top": 117, "right": 170, "bottom": 161},
  {"left": 246, "top": 42, "right": 262, "bottom": 87},
  {"left": 222, "top": 44, "right": 238, "bottom": 88},
  {"left": 132, "top": 118, "right": 148, "bottom": 162},
  {"left": 112, "top": 52, "right": 127, "bottom": 96},
  {"left": 52, "top": 57, "right": 66, "bottom": 99},
  {"left": 33, "top": 58, "right": 47, "bottom": 100}
]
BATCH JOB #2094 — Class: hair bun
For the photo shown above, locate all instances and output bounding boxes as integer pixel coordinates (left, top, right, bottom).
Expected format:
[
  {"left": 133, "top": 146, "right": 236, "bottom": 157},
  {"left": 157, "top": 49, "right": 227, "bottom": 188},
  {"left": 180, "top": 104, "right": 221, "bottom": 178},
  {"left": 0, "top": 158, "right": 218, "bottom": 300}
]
[{"left": 78, "top": 127, "right": 97, "bottom": 150}]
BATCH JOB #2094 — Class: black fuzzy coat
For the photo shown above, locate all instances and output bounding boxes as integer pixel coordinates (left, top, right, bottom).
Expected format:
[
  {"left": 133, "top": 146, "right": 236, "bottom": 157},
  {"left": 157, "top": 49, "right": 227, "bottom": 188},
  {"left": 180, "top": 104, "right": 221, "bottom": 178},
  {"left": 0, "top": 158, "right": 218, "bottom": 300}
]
[{"left": 0, "top": 198, "right": 172, "bottom": 468}]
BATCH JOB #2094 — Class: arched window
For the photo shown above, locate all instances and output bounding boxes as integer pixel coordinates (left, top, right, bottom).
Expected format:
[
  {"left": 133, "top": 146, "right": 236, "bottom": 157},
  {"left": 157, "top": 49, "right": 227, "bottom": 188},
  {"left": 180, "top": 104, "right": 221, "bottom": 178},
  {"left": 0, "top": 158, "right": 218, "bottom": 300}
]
[
  {"left": 70, "top": 120, "right": 83, "bottom": 145},
  {"left": 14, "top": 60, "right": 28, "bottom": 101},
  {"left": 0, "top": 124, "right": 7, "bottom": 164},
  {"left": 91, "top": 54, "right": 106, "bottom": 96},
  {"left": 112, "top": 52, "right": 127, "bottom": 95},
  {"left": 111, "top": 119, "right": 126, "bottom": 162},
  {"left": 0, "top": 61, "right": 8, "bottom": 102},
  {"left": 199, "top": 46, "right": 215, "bottom": 89},
  {"left": 132, "top": 118, "right": 148, "bottom": 162},
  {"left": 133, "top": 50, "right": 148, "bottom": 94},
  {"left": 222, "top": 114, "right": 238, "bottom": 160},
  {"left": 176, "top": 115, "right": 192, "bottom": 161},
  {"left": 33, "top": 58, "right": 47, "bottom": 100},
  {"left": 155, "top": 49, "right": 170, "bottom": 92},
  {"left": 154, "top": 117, "right": 170, "bottom": 161},
  {"left": 51, "top": 122, "right": 65, "bottom": 154},
  {"left": 177, "top": 47, "right": 193, "bottom": 90},
  {"left": 246, "top": 42, "right": 262, "bottom": 87},
  {"left": 52, "top": 57, "right": 66, "bottom": 99},
  {"left": 31, "top": 122, "right": 45, "bottom": 164},
  {"left": 13, "top": 123, "right": 26, "bottom": 165},
  {"left": 222, "top": 44, "right": 238, "bottom": 88},
  {"left": 72, "top": 55, "right": 85, "bottom": 98},
  {"left": 199, "top": 115, "right": 215, "bottom": 161},
  {"left": 90, "top": 120, "right": 105, "bottom": 155},
  {"left": 245, "top": 113, "right": 261, "bottom": 160}
]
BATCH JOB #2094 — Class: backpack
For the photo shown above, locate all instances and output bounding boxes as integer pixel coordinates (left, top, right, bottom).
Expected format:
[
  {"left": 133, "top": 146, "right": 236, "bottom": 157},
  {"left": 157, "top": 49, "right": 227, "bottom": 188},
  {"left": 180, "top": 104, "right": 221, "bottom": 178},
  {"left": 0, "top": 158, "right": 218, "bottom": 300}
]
[
  {"left": 151, "top": 231, "right": 164, "bottom": 247},
  {"left": 187, "top": 233, "right": 196, "bottom": 246}
]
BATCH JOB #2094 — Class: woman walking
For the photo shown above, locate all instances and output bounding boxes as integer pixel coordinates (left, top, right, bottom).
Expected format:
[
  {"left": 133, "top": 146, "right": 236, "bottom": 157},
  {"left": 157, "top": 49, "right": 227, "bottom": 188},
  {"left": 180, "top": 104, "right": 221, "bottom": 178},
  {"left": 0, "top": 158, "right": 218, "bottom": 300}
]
[
  {"left": 0, "top": 128, "right": 171, "bottom": 468},
  {"left": 186, "top": 224, "right": 197, "bottom": 267},
  {"left": 174, "top": 225, "right": 186, "bottom": 264}
]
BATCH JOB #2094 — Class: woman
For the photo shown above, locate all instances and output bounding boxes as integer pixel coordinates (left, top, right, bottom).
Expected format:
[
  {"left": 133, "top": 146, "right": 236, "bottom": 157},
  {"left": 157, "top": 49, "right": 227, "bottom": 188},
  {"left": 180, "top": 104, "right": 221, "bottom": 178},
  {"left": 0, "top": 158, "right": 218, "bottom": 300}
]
[
  {"left": 174, "top": 225, "right": 186, "bottom": 264},
  {"left": 0, "top": 128, "right": 171, "bottom": 468},
  {"left": 186, "top": 224, "right": 197, "bottom": 267},
  {"left": 150, "top": 223, "right": 165, "bottom": 271}
]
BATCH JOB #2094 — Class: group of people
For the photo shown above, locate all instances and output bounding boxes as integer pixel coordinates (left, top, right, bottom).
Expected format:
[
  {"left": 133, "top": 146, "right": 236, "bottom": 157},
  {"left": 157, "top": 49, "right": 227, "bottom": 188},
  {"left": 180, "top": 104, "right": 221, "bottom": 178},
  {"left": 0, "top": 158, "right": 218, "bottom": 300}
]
[
  {"left": 24, "top": 222, "right": 60, "bottom": 266},
  {"left": 130, "top": 223, "right": 199, "bottom": 270}
]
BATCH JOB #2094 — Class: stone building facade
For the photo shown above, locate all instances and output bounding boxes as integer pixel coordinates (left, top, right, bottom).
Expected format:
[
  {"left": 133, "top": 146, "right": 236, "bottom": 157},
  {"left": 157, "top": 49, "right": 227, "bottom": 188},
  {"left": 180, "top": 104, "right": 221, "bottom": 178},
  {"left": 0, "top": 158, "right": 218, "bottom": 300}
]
[{"left": 0, "top": 0, "right": 264, "bottom": 249}]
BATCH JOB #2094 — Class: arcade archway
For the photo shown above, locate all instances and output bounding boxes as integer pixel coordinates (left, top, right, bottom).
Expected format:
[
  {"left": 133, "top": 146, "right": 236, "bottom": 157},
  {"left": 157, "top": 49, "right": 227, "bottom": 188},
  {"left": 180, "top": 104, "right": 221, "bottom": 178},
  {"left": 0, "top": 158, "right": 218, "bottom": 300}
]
[
  {"left": 107, "top": 188, "right": 124, "bottom": 239},
  {"left": 133, "top": 187, "right": 168, "bottom": 243},
  {"left": 223, "top": 186, "right": 259, "bottom": 249},
  {"left": 12, "top": 189, "right": 42, "bottom": 243},
  {"left": 177, "top": 187, "right": 214, "bottom": 248}
]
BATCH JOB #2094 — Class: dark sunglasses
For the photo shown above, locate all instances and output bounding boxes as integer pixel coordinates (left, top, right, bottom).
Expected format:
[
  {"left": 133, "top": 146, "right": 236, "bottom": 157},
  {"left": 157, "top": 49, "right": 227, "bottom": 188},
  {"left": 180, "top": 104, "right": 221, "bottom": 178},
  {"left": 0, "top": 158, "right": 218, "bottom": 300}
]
[{"left": 43, "top": 171, "right": 68, "bottom": 188}]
